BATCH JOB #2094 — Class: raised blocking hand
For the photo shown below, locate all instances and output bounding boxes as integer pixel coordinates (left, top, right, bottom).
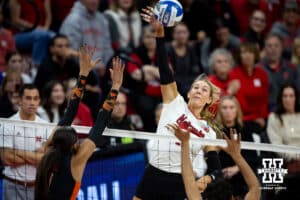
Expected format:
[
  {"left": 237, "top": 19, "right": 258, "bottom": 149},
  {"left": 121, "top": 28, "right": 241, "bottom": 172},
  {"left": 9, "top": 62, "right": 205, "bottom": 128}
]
[
  {"left": 218, "top": 129, "right": 241, "bottom": 158},
  {"left": 78, "top": 45, "right": 101, "bottom": 76},
  {"left": 109, "top": 57, "right": 125, "bottom": 90},
  {"left": 166, "top": 123, "right": 190, "bottom": 144}
]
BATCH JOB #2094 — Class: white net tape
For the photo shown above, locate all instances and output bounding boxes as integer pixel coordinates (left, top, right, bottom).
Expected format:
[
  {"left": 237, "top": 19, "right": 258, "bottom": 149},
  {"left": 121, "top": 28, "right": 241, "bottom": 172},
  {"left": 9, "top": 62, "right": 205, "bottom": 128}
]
[{"left": 1, "top": 118, "right": 300, "bottom": 154}]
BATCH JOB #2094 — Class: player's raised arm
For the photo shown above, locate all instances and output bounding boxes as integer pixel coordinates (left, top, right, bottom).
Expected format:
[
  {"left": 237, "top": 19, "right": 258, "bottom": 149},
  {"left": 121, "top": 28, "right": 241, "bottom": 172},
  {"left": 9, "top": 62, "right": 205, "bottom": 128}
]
[
  {"left": 58, "top": 45, "right": 100, "bottom": 126},
  {"left": 167, "top": 124, "right": 202, "bottom": 200},
  {"left": 219, "top": 129, "right": 261, "bottom": 200},
  {"left": 41, "top": 46, "right": 100, "bottom": 152},
  {"left": 73, "top": 57, "right": 124, "bottom": 165},
  {"left": 141, "top": 7, "right": 178, "bottom": 103}
]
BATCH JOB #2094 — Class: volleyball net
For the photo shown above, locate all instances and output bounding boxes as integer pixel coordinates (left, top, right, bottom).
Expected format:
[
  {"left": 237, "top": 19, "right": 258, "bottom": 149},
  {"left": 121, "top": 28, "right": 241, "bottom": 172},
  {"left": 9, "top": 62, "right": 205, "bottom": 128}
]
[{"left": 0, "top": 118, "right": 299, "bottom": 200}]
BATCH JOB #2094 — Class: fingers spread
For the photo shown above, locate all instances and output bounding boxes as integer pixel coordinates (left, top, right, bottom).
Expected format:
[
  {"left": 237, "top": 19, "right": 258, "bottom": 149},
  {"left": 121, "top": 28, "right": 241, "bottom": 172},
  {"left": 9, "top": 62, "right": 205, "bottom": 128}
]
[
  {"left": 93, "top": 58, "right": 101, "bottom": 66},
  {"left": 109, "top": 67, "right": 113, "bottom": 73},
  {"left": 146, "top": 6, "right": 154, "bottom": 12},
  {"left": 90, "top": 46, "right": 96, "bottom": 57},
  {"left": 165, "top": 124, "right": 175, "bottom": 132}
]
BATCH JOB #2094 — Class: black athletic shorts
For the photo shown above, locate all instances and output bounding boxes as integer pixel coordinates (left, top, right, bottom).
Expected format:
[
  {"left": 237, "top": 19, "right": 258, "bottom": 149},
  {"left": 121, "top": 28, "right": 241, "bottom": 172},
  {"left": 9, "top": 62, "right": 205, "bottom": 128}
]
[{"left": 135, "top": 164, "right": 187, "bottom": 200}]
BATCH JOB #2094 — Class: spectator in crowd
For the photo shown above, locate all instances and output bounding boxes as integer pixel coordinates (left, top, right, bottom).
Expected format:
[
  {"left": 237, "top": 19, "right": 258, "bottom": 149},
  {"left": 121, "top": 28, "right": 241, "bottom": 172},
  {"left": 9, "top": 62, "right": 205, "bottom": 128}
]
[
  {"left": 167, "top": 22, "right": 201, "bottom": 99},
  {"left": 0, "top": 84, "right": 46, "bottom": 200},
  {"left": 270, "top": 1, "right": 300, "bottom": 59},
  {"left": 105, "top": 0, "right": 142, "bottom": 52},
  {"left": 291, "top": 37, "right": 300, "bottom": 87},
  {"left": 181, "top": 0, "right": 215, "bottom": 40},
  {"left": 172, "top": 126, "right": 260, "bottom": 200},
  {"left": 229, "top": 42, "right": 269, "bottom": 128},
  {"left": 37, "top": 80, "right": 67, "bottom": 123},
  {"left": 34, "top": 34, "right": 101, "bottom": 119},
  {"left": 8, "top": 0, "right": 54, "bottom": 66},
  {"left": 197, "top": 18, "right": 240, "bottom": 74},
  {"left": 267, "top": 83, "right": 300, "bottom": 161},
  {"left": 0, "top": 70, "right": 23, "bottom": 117},
  {"left": 291, "top": 37, "right": 300, "bottom": 66},
  {"left": 3, "top": 51, "right": 32, "bottom": 83},
  {"left": 260, "top": 33, "right": 298, "bottom": 111},
  {"left": 230, "top": 0, "right": 282, "bottom": 34},
  {"left": 181, "top": 0, "right": 239, "bottom": 40},
  {"left": 60, "top": 0, "right": 114, "bottom": 67},
  {"left": 0, "top": 6, "right": 16, "bottom": 72},
  {"left": 216, "top": 95, "right": 258, "bottom": 199},
  {"left": 267, "top": 83, "right": 300, "bottom": 199},
  {"left": 50, "top": 0, "right": 76, "bottom": 32},
  {"left": 65, "top": 77, "right": 94, "bottom": 126},
  {"left": 34, "top": 34, "right": 79, "bottom": 93},
  {"left": 208, "top": 48, "right": 234, "bottom": 95},
  {"left": 209, "top": 0, "right": 240, "bottom": 36},
  {"left": 242, "top": 9, "right": 267, "bottom": 50},
  {"left": 126, "top": 25, "right": 161, "bottom": 132},
  {"left": 108, "top": 91, "right": 137, "bottom": 145}
]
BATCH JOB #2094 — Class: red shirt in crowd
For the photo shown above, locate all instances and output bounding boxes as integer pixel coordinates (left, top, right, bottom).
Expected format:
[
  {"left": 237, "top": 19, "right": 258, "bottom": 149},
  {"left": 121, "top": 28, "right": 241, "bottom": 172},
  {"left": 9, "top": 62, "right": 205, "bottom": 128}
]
[
  {"left": 230, "top": 0, "right": 283, "bottom": 34},
  {"left": 0, "top": 29, "right": 16, "bottom": 72},
  {"left": 51, "top": 0, "right": 75, "bottom": 21},
  {"left": 229, "top": 66, "right": 269, "bottom": 121},
  {"left": 127, "top": 53, "right": 161, "bottom": 97},
  {"left": 72, "top": 102, "right": 94, "bottom": 127},
  {"left": 18, "top": 0, "right": 46, "bottom": 26},
  {"left": 208, "top": 74, "right": 231, "bottom": 96}
]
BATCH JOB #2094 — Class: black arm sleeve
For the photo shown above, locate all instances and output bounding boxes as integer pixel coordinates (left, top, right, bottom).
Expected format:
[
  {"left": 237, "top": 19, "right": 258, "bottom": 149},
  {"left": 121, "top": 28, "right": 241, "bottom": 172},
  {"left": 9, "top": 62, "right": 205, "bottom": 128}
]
[
  {"left": 58, "top": 76, "right": 87, "bottom": 126},
  {"left": 88, "top": 109, "right": 111, "bottom": 147},
  {"left": 88, "top": 89, "right": 118, "bottom": 147},
  {"left": 205, "top": 151, "right": 223, "bottom": 181},
  {"left": 156, "top": 38, "right": 174, "bottom": 85}
]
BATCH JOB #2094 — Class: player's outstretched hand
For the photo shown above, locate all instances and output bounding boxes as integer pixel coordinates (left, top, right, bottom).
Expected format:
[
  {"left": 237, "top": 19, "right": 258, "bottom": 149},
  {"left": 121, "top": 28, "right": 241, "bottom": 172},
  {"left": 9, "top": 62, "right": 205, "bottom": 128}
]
[
  {"left": 218, "top": 129, "right": 241, "bottom": 159},
  {"left": 109, "top": 57, "right": 125, "bottom": 90},
  {"left": 78, "top": 45, "right": 101, "bottom": 76},
  {"left": 141, "top": 6, "right": 164, "bottom": 37},
  {"left": 166, "top": 123, "right": 190, "bottom": 144}
]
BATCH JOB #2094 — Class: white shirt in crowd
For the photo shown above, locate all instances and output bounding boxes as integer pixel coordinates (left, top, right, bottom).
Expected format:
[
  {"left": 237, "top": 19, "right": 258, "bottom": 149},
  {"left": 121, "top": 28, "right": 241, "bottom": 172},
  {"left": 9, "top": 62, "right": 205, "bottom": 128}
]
[
  {"left": 267, "top": 112, "right": 300, "bottom": 161},
  {"left": 37, "top": 106, "right": 60, "bottom": 124},
  {"left": 0, "top": 112, "right": 50, "bottom": 182}
]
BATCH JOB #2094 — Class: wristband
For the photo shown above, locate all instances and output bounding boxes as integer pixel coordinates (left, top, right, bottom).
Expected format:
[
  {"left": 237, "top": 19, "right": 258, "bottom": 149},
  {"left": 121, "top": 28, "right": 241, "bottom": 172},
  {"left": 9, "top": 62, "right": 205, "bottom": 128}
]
[
  {"left": 208, "top": 170, "right": 223, "bottom": 182},
  {"left": 72, "top": 76, "right": 87, "bottom": 99},
  {"left": 102, "top": 89, "right": 119, "bottom": 111}
]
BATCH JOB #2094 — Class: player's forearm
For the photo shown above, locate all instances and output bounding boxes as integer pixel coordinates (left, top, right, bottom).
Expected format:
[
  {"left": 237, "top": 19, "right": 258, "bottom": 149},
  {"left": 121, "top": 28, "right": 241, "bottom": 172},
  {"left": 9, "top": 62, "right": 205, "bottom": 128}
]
[
  {"left": 88, "top": 88, "right": 119, "bottom": 147},
  {"left": 43, "top": 16, "right": 52, "bottom": 30},
  {"left": 1, "top": 149, "right": 26, "bottom": 166},
  {"left": 25, "top": 152, "right": 44, "bottom": 165},
  {"left": 16, "top": 19, "right": 34, "bottom": 29},
  {"left": 16, "top": 150, "right": 44, "bottom": 165},
  {"left": 58, "top": 75, "right": 87, "bottom": 126},
  {"left": 156, "top": 38, "right": 174, "bottom": 85},
  {"left": 181, "top": 142, "right": 202, "bottom": 200}
]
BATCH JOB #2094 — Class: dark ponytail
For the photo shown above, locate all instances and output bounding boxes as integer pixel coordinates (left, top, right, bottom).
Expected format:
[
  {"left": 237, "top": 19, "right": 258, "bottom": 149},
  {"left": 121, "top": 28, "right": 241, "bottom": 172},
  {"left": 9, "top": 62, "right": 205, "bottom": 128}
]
[
  {"left": 35, "top": 127, "right": 78, "bottom": 200},
  {"left": 35, "top": 148, "right": 61, "bottom": 200}
]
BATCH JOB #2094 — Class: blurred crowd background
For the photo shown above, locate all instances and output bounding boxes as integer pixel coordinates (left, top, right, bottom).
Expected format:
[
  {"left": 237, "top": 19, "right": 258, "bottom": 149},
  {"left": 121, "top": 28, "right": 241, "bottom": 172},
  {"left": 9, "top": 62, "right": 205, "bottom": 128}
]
[{"left": 0, "top": 0, "right": 300, "bottom": 199}]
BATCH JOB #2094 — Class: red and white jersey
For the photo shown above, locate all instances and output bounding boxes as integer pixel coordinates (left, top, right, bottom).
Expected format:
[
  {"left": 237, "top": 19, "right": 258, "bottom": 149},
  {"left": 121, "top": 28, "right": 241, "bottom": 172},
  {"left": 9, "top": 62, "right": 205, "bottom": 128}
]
[{"left": 148, "top": 95, "right": 216, "bottom": 174}]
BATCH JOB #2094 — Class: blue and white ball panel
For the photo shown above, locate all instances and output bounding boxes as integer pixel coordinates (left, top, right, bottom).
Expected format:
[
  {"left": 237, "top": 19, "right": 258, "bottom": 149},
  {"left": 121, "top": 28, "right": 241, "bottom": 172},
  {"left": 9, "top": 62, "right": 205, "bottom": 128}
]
[{"left": 154, "top": 0, "right": 183, "bottom": 27}]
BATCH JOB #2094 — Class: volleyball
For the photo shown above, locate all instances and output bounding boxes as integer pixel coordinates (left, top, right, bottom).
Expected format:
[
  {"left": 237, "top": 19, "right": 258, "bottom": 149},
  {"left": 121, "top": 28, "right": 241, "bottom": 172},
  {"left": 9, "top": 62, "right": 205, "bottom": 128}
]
[{"left": 153, "top": 0, "right": 183, "bottom": 27}]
